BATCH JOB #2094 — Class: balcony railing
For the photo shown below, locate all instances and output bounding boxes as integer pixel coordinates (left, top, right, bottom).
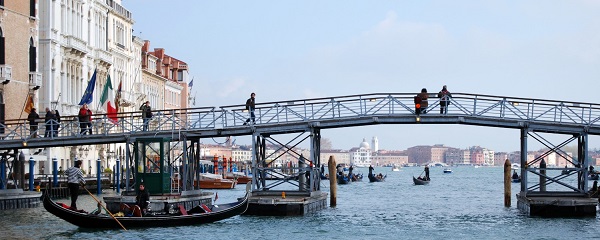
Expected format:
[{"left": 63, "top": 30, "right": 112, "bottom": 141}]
[
  {"left": 95, "top": 49, "right": 113, "bottom": 65},
  {"left": 0, "top": 65, "right": 12, "bottom": 81},
  {"left": 29, "top": 72, "right": 42, "bottom": 90},
  {"left": 63, "top": 35, "right": 88, "bottom": 54}
]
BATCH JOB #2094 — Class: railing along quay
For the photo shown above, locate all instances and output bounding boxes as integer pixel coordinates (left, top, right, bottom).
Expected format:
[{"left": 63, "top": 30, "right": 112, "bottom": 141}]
[{"left": 1, "top": 92, "right": 600, "bottom": 149}]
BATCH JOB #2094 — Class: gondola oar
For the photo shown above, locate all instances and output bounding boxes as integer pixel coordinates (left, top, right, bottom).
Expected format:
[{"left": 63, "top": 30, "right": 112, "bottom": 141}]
[{"left": 82, "top": 186, "right": 127, "bottom": 231}]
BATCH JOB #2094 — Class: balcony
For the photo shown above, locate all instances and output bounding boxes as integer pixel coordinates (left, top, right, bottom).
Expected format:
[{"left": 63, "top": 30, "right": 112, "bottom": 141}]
[
  {"left": 0, "top": 65, "right": 12, "bottom": 83},
  {"left": 62, "top": 35, "right": 88, "bottom": 56},
  {"left": 95, "top": 49, "right": 113, "bottom": 66},
  {"left": 29, "top": 72, "right": 42, "bottom": 90}
]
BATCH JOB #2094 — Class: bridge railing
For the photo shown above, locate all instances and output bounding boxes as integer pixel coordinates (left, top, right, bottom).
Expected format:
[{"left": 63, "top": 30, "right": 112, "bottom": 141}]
[{"left": 2, "top": 93, "right": 600, "bottom": 142}]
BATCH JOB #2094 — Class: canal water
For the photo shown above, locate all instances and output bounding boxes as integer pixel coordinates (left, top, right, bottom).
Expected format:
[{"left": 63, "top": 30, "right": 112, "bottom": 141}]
[{"left": 2, "top": 166, "right": 600, "bottom": 239}]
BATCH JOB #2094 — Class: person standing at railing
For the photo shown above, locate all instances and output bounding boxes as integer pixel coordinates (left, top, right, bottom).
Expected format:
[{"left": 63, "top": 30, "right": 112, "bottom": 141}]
[
  {"left": 78, "top": 104, "right": 93, "bottom": 135},
  {"left": 27, "top": 108, "right": 40, "bottom": 138},
  {"left": 44, "top": 108, "right": 56, "bottom": 138},
  {"left": 417, "top": 88, "right": 429, "bottom": 114},
  {"left": 53, "top": 110, "right": 61, "bottom": 137},
  {"left": 438, "top": 85, "right": 452, "bottom": 114},
  {"left": 140, "top": 101, "right": 153, "bottom": 131},
  {"left": 243, "top": 92, "right": 256, "bottom": 125}
]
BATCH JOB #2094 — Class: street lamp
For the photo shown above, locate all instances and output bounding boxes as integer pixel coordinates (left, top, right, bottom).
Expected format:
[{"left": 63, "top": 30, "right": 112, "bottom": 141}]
[{"left": 78, "top": 147, "right": 89, "bottom": 159}]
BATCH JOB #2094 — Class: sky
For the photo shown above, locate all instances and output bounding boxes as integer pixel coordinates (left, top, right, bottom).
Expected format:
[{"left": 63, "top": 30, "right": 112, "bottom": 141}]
[{"left": 125, "top": 0, "right": 600, "bottom": 152}]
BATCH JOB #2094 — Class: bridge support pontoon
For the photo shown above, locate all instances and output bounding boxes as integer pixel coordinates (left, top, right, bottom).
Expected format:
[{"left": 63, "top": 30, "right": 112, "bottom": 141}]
[
  {"left": 517, "top": 129, "right": 598, "bottom": 217},
  {"left": 244, "top": 126, "right": 327, "bottom": 216}
]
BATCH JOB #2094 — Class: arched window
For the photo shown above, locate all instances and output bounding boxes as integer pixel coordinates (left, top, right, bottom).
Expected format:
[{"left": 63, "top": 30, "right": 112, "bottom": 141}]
[
  {"left": 29, "top": 37, "right": 36, "bottom": 72},
  {"left": 0, "top": 28, "right": 4, "bottom": 64}
]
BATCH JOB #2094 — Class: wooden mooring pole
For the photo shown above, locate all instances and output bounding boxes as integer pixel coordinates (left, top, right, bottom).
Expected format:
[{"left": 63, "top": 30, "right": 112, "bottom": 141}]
[
  {"left": 328, "top": 156, "right": 337, "bottom": 207},
  {"left": 540, "top": 159, "right": 546, "bottom": 192},
  {"left": 504, "top": 159, "right": 511, "bottom": 207}
]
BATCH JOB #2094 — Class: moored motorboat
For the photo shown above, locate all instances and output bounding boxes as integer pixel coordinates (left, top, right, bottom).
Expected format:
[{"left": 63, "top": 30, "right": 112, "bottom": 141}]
[
  {"left": 392, "top": 165, "right": 401, "bottom": 172},
  {"left": 443, "top": 168, "right": 452, "bottom": 173},
  {"left": 224, "top": 172, "right": 252, "bottom": 184},
  {"left": 197, "top": 173, "right": 237, "bottom": 189},
  {"left": 43, "top": 189, "right": 249, "bottom": 229},
  {"left": 413, "top": 176, "right": 430, "bottom": 185}
]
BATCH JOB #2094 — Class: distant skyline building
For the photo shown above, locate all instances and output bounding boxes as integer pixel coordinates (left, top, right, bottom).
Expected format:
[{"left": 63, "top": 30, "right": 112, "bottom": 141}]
[
  {"left": 372, "top": 136, "right": 379, "bottom": 152},
  {"left": 350, "top": 138, "right": 372, "bottom": 167}
]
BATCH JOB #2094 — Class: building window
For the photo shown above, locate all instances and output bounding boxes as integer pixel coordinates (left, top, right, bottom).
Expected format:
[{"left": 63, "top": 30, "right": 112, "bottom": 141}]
[
  {"left": 0, "top": 28, "right": 4, "bottom": 64},
  {"left": 115, "top": 21, "right": 125, "bottom": 48},
  {"left": 30, "top": 0, "right": 35, "bottom": 17},
  {"left": 29, "top": 37, "right": 36, "bottom": 72},
  {"left": 148, "top": 59, "right": 156, "bottom": 71},
  {"left": 0, "top": 0, "right": 4, "bottom": 7}
]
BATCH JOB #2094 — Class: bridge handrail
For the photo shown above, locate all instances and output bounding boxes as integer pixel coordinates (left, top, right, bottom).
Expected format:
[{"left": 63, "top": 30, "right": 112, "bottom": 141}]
[{"left": 2, "top": 92, "right": 600, "bottom": 143}]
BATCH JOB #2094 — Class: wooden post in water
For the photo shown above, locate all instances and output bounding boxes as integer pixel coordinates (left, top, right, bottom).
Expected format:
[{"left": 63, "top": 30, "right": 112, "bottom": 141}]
[
  {"left": 328, "top": 156, "right": 337, "bottom": 207},
  {"left": 540, "top": 159, "right": 546, "bottom": 192},
  {"left": 504, "top": 159, "right": 511, "bottom": 207}
]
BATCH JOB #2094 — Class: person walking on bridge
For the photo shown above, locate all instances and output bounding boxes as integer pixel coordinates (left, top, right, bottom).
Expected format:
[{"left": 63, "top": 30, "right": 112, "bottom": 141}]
[
  {"left": 140, "top": 101, "right": 153, "bottom": 131},
  {"left": 244, "top": 93, "right": 256, "bottom": 125}
]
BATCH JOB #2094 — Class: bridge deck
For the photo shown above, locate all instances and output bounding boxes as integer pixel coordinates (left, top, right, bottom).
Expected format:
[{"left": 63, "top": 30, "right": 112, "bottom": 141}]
[{"left": 2, "top": 92, "right": 600, "bottom": 149}]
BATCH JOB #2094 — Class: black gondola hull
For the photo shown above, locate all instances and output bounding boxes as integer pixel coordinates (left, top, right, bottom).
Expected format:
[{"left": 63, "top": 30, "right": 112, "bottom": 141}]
[
  {"left": 43, "top": 193, "right": 249, "bottom": 229},
  {"left": 413, "top": 176, "right": 430, "bottom": 185},
  {"left": 368, "top": 173, "right": 385, "bottom": 182}
]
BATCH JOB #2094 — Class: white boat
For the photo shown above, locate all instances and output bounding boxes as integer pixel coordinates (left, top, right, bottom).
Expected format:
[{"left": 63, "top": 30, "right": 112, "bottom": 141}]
[
  {"left": 443, "top": 168, "right": 452, "bottom": 173},
  {"left": 511, "top": 163, "right": 520, "bottom": 170},
  {"left": 392, "top": 165, "right": 401, "bottom": 172}
]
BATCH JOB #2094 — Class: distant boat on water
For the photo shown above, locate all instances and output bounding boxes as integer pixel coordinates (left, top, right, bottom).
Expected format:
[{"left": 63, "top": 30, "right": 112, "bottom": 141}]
[
  {"left": 392, "top": 165, "right": 401, "bottom": 171},
  {"left": 511, "top": 163, "right": 520, "bottom": 170},
  {"left": 413, "top": 176, "right": 430, "bottom": 185},
  {"left": 443, "top": 168, "right": 452, "bottom": 173}
]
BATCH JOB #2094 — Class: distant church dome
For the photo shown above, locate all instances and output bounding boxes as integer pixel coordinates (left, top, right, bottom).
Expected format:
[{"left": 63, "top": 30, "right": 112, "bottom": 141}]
[{"left": 359, "top": 138, "right": 370, "bottom": 149}]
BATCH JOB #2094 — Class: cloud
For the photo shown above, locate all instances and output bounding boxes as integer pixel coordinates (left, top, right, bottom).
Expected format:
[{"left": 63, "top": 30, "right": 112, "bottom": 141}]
[{"left": 216, "top": 77, "right": 246, "bottom": 98}]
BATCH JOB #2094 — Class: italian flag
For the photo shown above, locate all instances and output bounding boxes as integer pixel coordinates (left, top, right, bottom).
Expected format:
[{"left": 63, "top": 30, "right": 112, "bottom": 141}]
[{"left": 99, "top": 75, "right": 118, "bottom": 124}]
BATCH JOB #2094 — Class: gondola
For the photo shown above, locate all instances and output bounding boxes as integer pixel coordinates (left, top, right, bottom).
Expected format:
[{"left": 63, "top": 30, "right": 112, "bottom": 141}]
[
  {"left": 337, "top": 174, "right": 351, "bottom": 184},
  {"left": 43, "top": 190, "right": 250, "bottom": 229},
  {"left": 511, "top": 171, "right": 521, "bottom": 183},
  {"left": 351, "top": 173, "right": 363, "bottom": 182},
  {"left": 367, "top": 167, "right": 385, "bottom": 182},
  {"left": 413, "top": 176, "right": 430, "bottom": 185},
  {"left": 368, "top": 173, "right": 386, "bottom": 182}
]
